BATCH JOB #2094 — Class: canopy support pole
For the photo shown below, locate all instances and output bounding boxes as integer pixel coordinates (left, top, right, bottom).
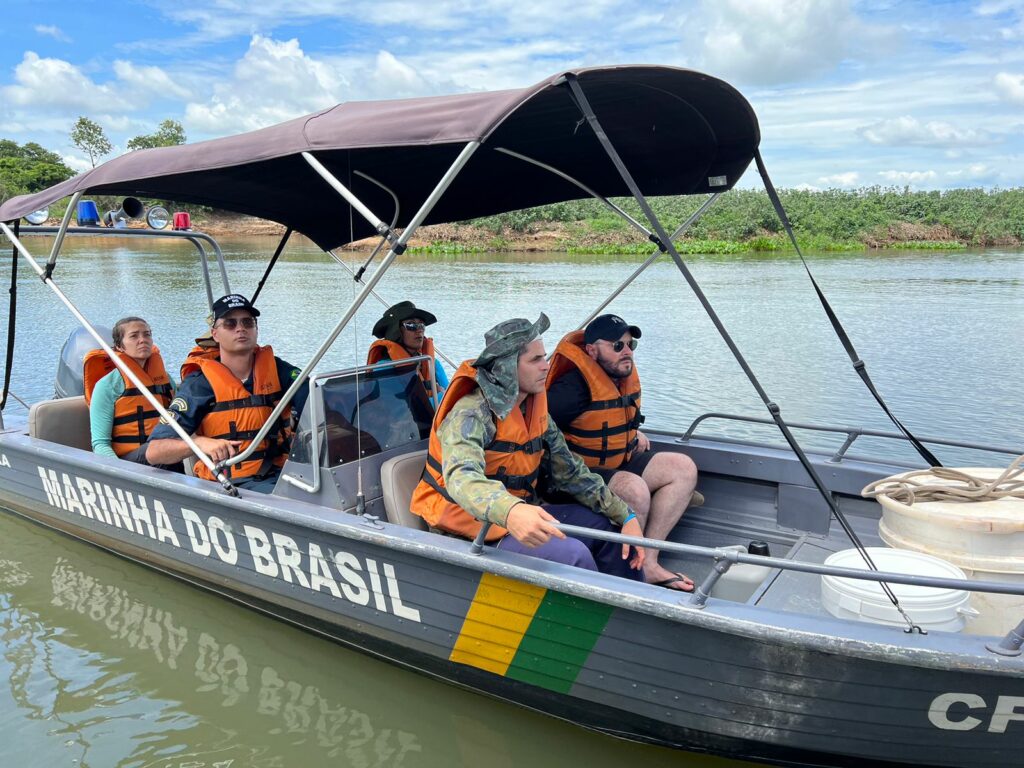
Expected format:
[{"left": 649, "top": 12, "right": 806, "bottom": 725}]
[
  {"left": 753, "top": 151, "right": 941, "bottom": 468},
  {"left": 577, "top": 193, "right": 720, "bottom": 329},
  {"left": 43, "top": 191, "right": 81, "bottom": 280},
  {"left": 302, "top": 152, "right": 401, "bottom": 248},
  {"left": 0, "top": 220, "right": 18, "bottom": 422},
  {"left": 350, "top": 171, "right": 401, "bottom": 282},
  {"left": 251, "top": 227, "right": 292, "bottom": 305},
  {"left": 562, "top": 73, "right": 920, "bottom": 633},
  {"left": 0, "top": 222, "right": 240, "bottom": 496},
  {"left": 224, "top": 141, "right": 481, "bottom": 475},
  {"left": 494, "top": 147, "right": 653, "bottom": 239}
]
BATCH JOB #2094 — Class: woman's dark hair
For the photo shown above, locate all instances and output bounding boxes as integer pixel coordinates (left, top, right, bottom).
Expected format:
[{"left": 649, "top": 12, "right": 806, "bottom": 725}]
[{"left": 112, "top": 316, "right": 149, "bottom": 349}]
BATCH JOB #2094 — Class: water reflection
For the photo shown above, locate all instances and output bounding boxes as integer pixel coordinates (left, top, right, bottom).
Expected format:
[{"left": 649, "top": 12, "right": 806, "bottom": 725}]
[{"left": 0, "top": 513, "right": 739, "bottom": 768}]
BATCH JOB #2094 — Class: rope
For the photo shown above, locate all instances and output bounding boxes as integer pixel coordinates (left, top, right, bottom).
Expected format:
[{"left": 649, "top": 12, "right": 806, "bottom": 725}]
[{"left": 863, "top": 455, "right": 1024, "bottom": 506}]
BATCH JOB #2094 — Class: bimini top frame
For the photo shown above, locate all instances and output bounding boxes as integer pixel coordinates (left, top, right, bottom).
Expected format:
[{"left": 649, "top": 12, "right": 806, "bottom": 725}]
[
  {"left": 0, "top": 66, "right": 759, "bottom": 251},
  {"left": 0, "top": 65, "right": 953, "bottom": 629}
]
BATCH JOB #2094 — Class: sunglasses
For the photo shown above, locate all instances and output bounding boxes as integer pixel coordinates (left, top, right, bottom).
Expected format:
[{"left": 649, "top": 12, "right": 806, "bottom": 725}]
[
  {"left": 402, "top": 321, "right": 426, "bottom": 331},
  {"left": 217, "top": 317, "right": 257, "bottom": 330},
  {"left": 602, "top": 338, "right": 638, "bottom": 353}
]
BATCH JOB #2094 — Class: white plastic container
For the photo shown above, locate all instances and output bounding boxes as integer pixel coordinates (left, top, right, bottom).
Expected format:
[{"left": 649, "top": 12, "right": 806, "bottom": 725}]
[
  {"left": 821, "top": 547, "right": 978, "bottom": 633},
  {"left": 875, "top": 467, "right": 1024, "bottom": 636},
  {"left": 709, "top": 545, "right": 772, "bottom": 602}
]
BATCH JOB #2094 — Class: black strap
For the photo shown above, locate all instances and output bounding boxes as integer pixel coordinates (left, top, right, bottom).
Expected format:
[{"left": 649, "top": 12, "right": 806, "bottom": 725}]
[
  {"left": 123, "top": 383, "right": 173, "bottom": 397},
  {"left": 1, "top": 220, "right": 17, "bottom": 412},
  {"left": 583, "top": 391, "right": 640, "bottom": 411},
  {"left": 486, "top": 435, "right": 544, "bottom": 455},
  {"left": 251, "top": 227, "right": 292, "bottom": 304},
  {"left": 208, "top": 392, "right": 280, "bottom": 412},
  {"left": 421, "top": 463, "right": 459, "bottom": 504},
  {"left": 754, "top": 151, "right": 941, "bottom": 468},
  {"left": 112, "top": 408, "right": 160, "bottom": 426}
]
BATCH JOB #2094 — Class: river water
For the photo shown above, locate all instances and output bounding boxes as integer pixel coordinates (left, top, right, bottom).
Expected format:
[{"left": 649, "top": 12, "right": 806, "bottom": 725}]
[{"left": 0, "top": 235, "right": 1022, "bottom": 767}]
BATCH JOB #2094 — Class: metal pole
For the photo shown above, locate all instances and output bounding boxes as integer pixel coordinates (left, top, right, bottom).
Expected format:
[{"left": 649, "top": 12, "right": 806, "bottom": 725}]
[
  {"left": 577, "top": 193, "right": 720, "bottom": 329},
  {"left": 223, "top": 141, "right": 481, "bottom": 472},
  {"left": 0, "top": 222, "right": 239, "bottom": 496},
  {"left": 495, "top": 147, "right": 652, "bottom": 238},
  {"left": 45, "top": 191, "right": 82, "bottom": 277},
  {"left": 303, "top": 152, "right": 392, "bottom": 237}
]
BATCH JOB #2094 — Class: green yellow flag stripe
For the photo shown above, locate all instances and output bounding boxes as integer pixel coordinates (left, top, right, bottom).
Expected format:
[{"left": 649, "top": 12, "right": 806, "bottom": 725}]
[{"left": 450, "top": 573, "right": 613, "bottom": 693}]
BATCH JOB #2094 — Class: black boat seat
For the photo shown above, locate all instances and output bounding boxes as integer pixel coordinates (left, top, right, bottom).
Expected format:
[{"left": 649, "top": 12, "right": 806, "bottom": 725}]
[
  {"left": 379, "top": 450, "right": 428, "bottom": 531},
  {"left": 28, "top": 396, "right": 92, "bottom": 452}
]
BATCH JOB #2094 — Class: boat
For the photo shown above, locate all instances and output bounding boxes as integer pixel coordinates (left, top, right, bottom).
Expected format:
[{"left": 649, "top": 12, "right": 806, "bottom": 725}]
[{"left": 0, "top": 65, "right": 1022, "bottom": 768}]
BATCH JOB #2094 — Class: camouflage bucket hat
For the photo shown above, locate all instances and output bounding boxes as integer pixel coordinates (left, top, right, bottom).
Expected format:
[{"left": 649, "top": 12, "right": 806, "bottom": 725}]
[{"left": 471, "top": 313, "right": 549, "bottom": 419}]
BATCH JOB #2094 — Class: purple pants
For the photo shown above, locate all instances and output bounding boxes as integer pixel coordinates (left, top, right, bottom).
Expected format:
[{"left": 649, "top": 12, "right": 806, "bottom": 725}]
[{"left": 496, "top": 503, "right": 643, "bottom": 581}]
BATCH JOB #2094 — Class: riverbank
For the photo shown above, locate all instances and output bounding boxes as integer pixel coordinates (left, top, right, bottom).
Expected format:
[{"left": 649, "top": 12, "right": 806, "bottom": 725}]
[{"left": 57, "top": 186, "right": 1024, "bottom": 254}]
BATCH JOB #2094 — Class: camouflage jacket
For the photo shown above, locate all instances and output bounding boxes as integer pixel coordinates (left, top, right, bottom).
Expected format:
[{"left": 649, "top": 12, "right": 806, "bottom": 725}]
[{"left": 436, "top": 390, "right": 630, "bottom": 528}]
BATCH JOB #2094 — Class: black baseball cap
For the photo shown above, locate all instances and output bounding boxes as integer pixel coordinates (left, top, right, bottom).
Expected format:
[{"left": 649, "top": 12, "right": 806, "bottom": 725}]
[
  {"left": 584, "top": 314, "right": 641, "bottom": 345},
  {"left": 212, "top": 294, "right": 260, "bottom": 321}
]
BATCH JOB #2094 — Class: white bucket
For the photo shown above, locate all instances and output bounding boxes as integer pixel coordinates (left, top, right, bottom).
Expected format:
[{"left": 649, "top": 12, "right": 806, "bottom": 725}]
[
  {"left": 821, "top": 547, "right": 977, "bottom": 633},
  {"left": 875, "top": 467, "right": 1024, "bottom": 636}
]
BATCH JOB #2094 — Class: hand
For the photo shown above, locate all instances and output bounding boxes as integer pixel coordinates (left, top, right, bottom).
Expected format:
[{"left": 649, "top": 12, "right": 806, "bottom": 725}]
[
  {"left": 620, "top": 516, "right": 646, "bottom": 570},
  {"left": 505, "top": 504, "right": 566, "bottom": 548},
  {"left": 195, "top": 436, "right": 243, "bottom": 463},
  {"left": 635, "top": 431, "right": 650, "bottom": 453}
]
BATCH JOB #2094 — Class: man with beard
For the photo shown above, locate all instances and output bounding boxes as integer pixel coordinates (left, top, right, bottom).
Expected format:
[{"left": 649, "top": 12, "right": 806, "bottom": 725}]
[
  {"left": 410, "top": 314, "right": 645, "bottom": 578},
  {"left": 546, "top": 314, "right": 701, "bottom": 591}
]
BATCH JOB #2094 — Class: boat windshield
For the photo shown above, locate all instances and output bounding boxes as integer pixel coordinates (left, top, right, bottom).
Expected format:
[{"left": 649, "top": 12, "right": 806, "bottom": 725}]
[{"left": 291, "top": 361, "right": 434, "bottom": 467}]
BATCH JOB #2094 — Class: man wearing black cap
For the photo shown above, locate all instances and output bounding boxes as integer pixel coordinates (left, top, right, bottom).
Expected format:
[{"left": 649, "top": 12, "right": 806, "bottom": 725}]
[
  {"left": 367, "top": 301, "right": 449, "bottom": 400},
  {"left": 547, "top": 314, "right": 700, "bottom": 590},
  {"left": 146, "top": 294, "right": 307, "bottom": 492}
]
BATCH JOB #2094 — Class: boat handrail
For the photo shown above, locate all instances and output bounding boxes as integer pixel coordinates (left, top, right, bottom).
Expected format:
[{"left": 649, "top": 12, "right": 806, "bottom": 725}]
[
  {"left": 674, "top": 411, "right": 1023, "bottom": 462},
  {"left": 470, "top": 520, "right": 1024, "bottom": 600},
  {"left": 19, "top": 225, "right": 231, "bottom": 310}
]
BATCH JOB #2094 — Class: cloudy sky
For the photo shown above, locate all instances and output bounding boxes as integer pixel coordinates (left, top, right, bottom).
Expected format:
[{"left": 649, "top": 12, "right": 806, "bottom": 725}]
[{"left": 1, "top": 0, "right": 1022, "bottom": 189}]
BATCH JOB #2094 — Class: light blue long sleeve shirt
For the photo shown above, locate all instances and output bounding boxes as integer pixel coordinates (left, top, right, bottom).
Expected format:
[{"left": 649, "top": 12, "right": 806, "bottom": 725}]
[{"left": 89, "top": 368, "right": 177, "bottom": 458}]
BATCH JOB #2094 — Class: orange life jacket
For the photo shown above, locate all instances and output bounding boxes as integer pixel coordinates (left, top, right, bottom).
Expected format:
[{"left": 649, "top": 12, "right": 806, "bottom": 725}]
[
  {"left": 367, "top": 338, "right": 439, "bottom": 393},
  {"left": 188, "top": 345, "right": 294, "bottom": 482},
  {"left": 180, "top": 345, "right": 220, "bottom": 381},
  {"left": 546, "top": 330, "right": 642, "bottom": 470},
  {"left": 83, "top": 347, "right": 174, "bottom": 458},
  {"left": 410, "top": 361, "right": 547, "bottom": 541}
]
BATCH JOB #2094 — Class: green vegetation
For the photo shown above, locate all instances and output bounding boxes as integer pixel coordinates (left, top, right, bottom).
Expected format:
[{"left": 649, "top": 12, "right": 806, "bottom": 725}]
[
  {"left": 466, "top": 187, "right": 1024, "bottom": 252},
  {"left": 127, "top": 119, "right": 186, "bottom": 151},
  {"left": 0, "top": 140, "right": 75, "bottom": 203}
]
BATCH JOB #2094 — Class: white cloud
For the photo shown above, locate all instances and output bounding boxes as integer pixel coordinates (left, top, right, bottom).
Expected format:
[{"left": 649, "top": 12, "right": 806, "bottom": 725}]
[
  {"left": 34, "top": 25, "right": 71, "bottom": 42},
  {"left": 112, "top": 60, "right": 192, "bottom": 101},
  {"left": 994, "top": 71, "right": 1024, "bottom": 103},
  {"left": 818, "top": 172, "right": 859, "bottom": 186},
  {"left": 695, "top": 0, "right": 892, "bottom": 85},
  {"left": 946, "top": 162, "right": 992, "bottom": 180},
  {"left": 184, "top": 35, "right": 349, "bottom": 134},
  {"left": 61, "top": 153, "right": 92, "bottom": 173},
  {"left": 2, "top": 52, "right": 135, "bottom": 112},
  {"left": 858, "top": 116, "right": 995, "bottom": 147},
  {"left": 878, "top": 169, "right": 938, "bottom": 184}
]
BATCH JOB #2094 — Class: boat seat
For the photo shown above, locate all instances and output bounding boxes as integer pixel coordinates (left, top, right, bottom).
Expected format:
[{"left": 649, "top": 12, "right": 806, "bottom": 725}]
[
  {"left": 28, "top": 396, "right": 93, "bottom": 452},
  {"left": 379, "top": 450, "right": 428, "bottom": 530}
]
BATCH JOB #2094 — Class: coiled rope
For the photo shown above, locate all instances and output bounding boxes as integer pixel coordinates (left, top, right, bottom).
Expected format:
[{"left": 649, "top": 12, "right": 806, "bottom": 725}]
[{"left": 863, "top": 455, "right": 1024, "bottom": 506}]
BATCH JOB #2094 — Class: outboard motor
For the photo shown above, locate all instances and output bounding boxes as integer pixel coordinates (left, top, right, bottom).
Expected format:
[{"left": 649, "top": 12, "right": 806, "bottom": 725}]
[{"left": 55, "top": 325, "right": 111, "bottom": 398}]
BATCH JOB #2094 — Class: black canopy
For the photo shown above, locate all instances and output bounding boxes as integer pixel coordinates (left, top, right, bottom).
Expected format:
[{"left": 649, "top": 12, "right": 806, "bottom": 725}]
[{"left": 0, "top": 65, "right": 760, "bottom": 250}]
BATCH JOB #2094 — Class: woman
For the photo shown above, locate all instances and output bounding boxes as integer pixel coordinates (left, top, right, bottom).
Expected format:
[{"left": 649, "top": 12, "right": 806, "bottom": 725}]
[{"left": 85, "top": 316, "right": 176, "bottom": 465}]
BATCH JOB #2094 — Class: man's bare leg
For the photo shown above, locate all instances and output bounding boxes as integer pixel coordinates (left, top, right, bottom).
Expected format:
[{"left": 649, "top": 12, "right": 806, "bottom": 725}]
[
  {"left": 639, "top": 452, "right": 699, "bottom": 589},
  {"left": 606, "top": 454, "right": 696, "bottom": 589}
]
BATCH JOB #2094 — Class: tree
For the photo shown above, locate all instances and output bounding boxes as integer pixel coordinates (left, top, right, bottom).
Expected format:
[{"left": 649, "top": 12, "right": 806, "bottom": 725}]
[
  {"left": 0, "top": 138, "right": 75, "bottom": 203},
  {"left": 70, "top": 116, "right": 112, "bottom": 167},
  {"left": 127, "top": 119, "right": 186, "bottom": 151}
]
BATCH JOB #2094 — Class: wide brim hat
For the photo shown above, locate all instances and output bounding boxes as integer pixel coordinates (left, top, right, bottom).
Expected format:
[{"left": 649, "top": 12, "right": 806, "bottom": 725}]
[
  {"left": 371, "top": 301, "right": 438, "bottom": 341},
  {"left": 473, "top": 313, "right": 550, "bottom": 369}
]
